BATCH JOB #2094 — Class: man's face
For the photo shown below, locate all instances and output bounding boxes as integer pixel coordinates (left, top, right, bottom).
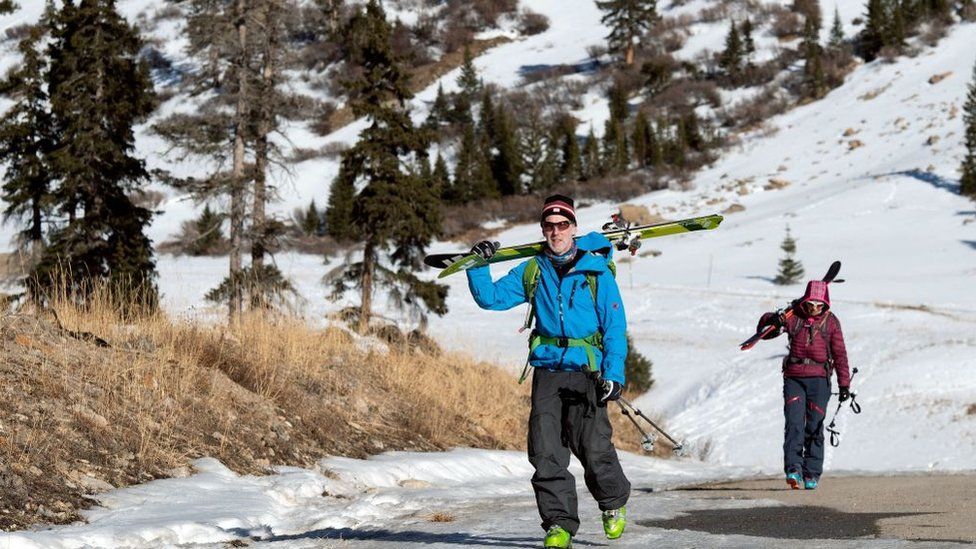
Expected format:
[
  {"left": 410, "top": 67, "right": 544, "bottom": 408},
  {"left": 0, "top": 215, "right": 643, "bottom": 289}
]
[{"left": 542, "top": 214, "right": 577, "bottom": 255}]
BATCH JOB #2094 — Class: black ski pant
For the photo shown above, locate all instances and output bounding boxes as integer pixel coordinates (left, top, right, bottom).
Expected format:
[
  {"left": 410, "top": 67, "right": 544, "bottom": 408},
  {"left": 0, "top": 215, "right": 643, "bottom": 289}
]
[
  {"left": 783, "top": 376, "right": 831, "bottom": 480},
  {"left": 528, "top": 369, "right": 630, "bottom": 536}
]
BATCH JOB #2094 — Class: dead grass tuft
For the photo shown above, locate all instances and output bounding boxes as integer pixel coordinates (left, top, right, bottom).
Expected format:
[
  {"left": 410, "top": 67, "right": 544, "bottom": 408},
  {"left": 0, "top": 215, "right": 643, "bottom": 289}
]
[{"left": 428, "top": 512, "right": 456, "bottom": 523}]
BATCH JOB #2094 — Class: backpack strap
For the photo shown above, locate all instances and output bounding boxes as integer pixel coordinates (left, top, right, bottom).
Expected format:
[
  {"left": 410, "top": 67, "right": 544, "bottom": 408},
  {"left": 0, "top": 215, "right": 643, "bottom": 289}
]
[
  {"left": 518, "top": 257, "right": 541, "bottom": 384},
  {"left": 520, "top": 257, "right": 541, "bottom": 332}
]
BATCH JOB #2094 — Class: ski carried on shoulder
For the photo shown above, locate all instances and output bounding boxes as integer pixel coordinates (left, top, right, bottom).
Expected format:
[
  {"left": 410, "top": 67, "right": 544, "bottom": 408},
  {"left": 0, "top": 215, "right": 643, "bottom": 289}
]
[
  {"left": 739, "top": 260, "right": 844, "bottom": 351},
  {"left": 424, "top": 213, "right": 724, "bottom": 279}
]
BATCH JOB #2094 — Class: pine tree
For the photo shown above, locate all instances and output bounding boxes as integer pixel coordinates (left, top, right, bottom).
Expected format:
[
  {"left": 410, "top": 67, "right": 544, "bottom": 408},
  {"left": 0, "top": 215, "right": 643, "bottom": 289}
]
[
  {"left": 608, "top": 80, "right": 629, "bottom": 122},
  {"left": 828, "top": 6, "right": 845, "bottom": 49},
  {"left": 153, "top": 0, "right": 250, "bottom": 318},
  {"left": 581, "top": 127, "right": 601, "bottom": 180},
  {"left": 802, "top": 11, "right": 826, "bottom": 99},
  {"left": 860, "top": 0, "right": 886, "bottom": 61},
  {"left": 774, "top": 226, "right": 805, "bottom": 285},
  {"left": 680, "top": 111, "right": 705, "bottom": 151},
  {"left": 720, "top": 19, "right": 743, "bottom": 80},
  {"left": 250, "top": 0, "right": 295, "bottom": 310},
  {"left": 520, "top": 118, "right": 558, "bottom": 193},
  {"left": 452, "top": 46, "right": 480, "bottom": 125},
  {"left": 424, "top": 82, "right": 451, "bottom": 130},
  {"left": 0, "top": 25, "right": 55, "bottom": 261},
  {"left": 301, "top": 199, "right": 322, "bottom": 236},
  {"left": 595, "top": 0, "right": 658, "bottom": 66},
  {"left": 35, "top": 0, "right": 158, "bottom": 308},
  {"left": 325, "top": 0, "right": 445, "bottom": 331},
  {"left": 457, "top": 46, "right": 481, "bottom": 98},
  {"left": 632, "top": 111, "right": 649, "bottom": 168},
  {"left": 888, "top": 0, "right": 906, "bottom": 51},
  {"left": 451, "top": 123, "right": 496, "bottom": 202},
  {"left": 191, "top": 204, "right": 226, "bottom": 255},
  {"left": 602, "top": 118, "right": 628, "bottom": 175},
  {"left": 326, "top": 157, "right": 356, "bottom": 238},
  {"left": 961, "top": 60, "right": 976, "bottom": 199},
  {"left": 557, "top": 116, "right": 581, "bottom": 182},
  {"left": 432, "top": 153, "right": 452, "bottom": 201},
  {"left": 646, "top": 118, "right": 663, "bottom": 167},
  {"left": 0, "top": 1, "right": 17, "bottom": 15},
  {"left": 624, "top": 332, "right": 654, "bottom": 393},
  {"left": 487, "top": 98, "right": 522, "bottom": 195},
  {"left": 742, "top": 17, "right": 756, "bottom": 66}
]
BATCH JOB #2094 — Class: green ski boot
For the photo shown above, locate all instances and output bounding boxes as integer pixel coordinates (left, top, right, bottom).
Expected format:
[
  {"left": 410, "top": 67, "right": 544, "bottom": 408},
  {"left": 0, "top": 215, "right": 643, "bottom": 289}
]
[
  {"left": 544, "top": 525, "right": 572, "bottom": 548},
  {"left": 602, "top": 506, "right": 626, "bottom": 540}
]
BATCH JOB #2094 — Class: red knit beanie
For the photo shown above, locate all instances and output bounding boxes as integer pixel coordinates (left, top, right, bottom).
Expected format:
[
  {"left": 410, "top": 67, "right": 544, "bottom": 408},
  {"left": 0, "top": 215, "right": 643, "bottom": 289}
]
[{"left": 541, "top": 194, "right": 576, "bottom": 224}]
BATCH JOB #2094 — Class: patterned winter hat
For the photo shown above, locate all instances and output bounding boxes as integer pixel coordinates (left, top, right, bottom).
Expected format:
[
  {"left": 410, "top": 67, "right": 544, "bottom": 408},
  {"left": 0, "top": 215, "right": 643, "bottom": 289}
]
[{"left": 541, "top": 194, "right": 576, "bottom": 224}]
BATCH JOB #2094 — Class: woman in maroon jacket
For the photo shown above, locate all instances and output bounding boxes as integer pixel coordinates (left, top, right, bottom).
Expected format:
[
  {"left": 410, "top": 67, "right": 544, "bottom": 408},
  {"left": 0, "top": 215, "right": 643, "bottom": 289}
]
[{"left": 758, "top": 280, "right": 851, "bottom": 490}]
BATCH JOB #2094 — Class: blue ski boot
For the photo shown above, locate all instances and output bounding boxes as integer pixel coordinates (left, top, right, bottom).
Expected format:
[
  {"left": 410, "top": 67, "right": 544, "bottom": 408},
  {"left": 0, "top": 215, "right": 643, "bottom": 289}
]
[
  {"left": 804, "top": 477, "right": 819, "bottom": 490},
  {"left": 786, "top": 472, "right": 802, "bottom": 490}
]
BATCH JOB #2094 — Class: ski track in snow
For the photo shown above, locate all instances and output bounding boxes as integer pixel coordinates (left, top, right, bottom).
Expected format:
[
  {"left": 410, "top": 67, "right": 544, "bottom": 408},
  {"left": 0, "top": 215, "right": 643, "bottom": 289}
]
[{"left": 1, "top": 1, "right": 976, "bottom": 547}]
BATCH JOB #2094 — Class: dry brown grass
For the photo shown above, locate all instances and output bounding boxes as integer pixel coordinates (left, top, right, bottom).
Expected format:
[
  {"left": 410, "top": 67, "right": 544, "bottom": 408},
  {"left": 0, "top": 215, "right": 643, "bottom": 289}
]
[
  {"left": 0, "top": 287, "right": 529, "bottom": 529},
  {"left": 0, "top": 277, "right": 677, "bottom": 530}
]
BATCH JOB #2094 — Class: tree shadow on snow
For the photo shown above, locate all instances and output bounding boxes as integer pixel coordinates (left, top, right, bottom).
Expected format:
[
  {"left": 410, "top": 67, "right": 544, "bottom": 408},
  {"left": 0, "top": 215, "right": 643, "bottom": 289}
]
[
  {"left": 876, "top": 169, "right": 960, "bottom": 194},
  {"left": 518, "top": 60, "right": 601, "bottom": 82},
  {"left": 228, "top": 526, "right": 608, "bottom": 547},
  {"left": 743, "top": 275, "right": 778, "bottom": 284}
]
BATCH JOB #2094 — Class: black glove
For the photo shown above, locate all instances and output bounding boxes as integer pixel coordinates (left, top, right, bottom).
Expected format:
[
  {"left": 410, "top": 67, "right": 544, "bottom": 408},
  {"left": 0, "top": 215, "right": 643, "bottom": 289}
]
[
  {"left": 838, "top": 386, "right": 850, "bottom": 402},
  {"left": 600, "top": 380, "right": 623, "bottom": 403},
  {"left": 757, "top": 312, "right": 783, "bottom": 339},
  {"left": 470, "top": 240, "right": 499, "bottom": 261}
]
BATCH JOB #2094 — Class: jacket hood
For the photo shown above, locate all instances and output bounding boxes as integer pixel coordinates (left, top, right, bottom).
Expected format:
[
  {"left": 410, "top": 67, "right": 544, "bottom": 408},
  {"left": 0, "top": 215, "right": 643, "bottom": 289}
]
[
  {"left": 571, "top": 232, "right": 614, "bottom": 273},
  {"left": 575, "top": 231, "right": 614, "bottom": 256},
  {"left": 799, "top": 280, "right": 831, "bottom": 310}
]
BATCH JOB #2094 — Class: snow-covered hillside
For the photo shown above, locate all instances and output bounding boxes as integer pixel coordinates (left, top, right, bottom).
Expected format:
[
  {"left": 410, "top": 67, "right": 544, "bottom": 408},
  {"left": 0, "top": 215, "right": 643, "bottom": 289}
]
[{"left": 2, "top": 0, "right": 974, "bottom": 472}]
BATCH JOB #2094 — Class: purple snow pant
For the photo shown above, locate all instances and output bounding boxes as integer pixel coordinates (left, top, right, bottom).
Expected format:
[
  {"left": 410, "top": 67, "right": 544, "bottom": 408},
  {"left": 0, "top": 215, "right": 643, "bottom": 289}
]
[
  {"left": 528, "top": 369, "right": 630, "bottom": 536},
  {"left": 783, "top": 376, "right": 831, "bottom": 480}
]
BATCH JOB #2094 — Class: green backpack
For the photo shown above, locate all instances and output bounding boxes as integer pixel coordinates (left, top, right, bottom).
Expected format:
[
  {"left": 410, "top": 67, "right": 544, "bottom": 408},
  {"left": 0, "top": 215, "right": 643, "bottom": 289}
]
[{"left": 517, "top": 254, "right": 616, "bottom": 383}]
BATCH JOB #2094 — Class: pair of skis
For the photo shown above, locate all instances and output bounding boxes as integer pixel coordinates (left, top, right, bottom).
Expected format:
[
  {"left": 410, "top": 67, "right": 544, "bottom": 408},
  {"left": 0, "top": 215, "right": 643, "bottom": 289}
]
[
  {"left": 423, "top": 213, "right": 724, "bottom": 278},
  {"left": 738, "top": 260, "right": 845, "bottom": 351}
]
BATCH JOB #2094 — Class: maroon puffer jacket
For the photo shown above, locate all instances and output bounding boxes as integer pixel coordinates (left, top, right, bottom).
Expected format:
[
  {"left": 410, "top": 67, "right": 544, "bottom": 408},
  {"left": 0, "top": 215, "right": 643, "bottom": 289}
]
[{"left": 759, "top": 281, "right": 851, "bottom": 387}]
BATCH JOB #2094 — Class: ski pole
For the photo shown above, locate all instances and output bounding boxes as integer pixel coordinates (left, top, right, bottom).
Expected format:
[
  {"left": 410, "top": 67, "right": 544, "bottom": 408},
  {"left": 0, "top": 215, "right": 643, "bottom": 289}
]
[
  {"left": 615, "top": 401, "right": 656, "bottom": 452},
  {"left": 587, "top": 370, "right": 684, "bottom": 454},
  {"left": 617, "top": 396, "right": 685, "bottom": 454},
  {"left": 826, "top": 367, "right": 862, "bottom": 447}
]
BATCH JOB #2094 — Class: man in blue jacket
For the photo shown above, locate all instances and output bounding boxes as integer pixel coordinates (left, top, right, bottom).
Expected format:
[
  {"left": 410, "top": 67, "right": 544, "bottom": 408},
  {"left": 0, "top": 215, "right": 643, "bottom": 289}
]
[{"left": 468, "top": 194, "right": 630, "bottom": 549}]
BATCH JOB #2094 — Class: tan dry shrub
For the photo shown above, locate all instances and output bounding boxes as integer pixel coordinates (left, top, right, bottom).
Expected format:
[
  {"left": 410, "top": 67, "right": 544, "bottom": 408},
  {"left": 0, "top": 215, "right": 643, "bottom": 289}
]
[{"left": 0, "top": 281, "right": 529, "bottom": 529}]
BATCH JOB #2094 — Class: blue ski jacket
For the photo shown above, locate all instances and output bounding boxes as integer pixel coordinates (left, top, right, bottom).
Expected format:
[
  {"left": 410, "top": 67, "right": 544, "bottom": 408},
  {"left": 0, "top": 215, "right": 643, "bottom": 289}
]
[{"left": 466, "top": 232, "right": 628, "bottom": 385}]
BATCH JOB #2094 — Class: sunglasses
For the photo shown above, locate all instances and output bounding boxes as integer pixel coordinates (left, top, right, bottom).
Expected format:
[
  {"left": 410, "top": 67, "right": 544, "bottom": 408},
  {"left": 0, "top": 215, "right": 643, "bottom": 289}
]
[
  {"left": 541, "top": 220, "right": 573, "bottom": 233},
  {"left": 803, "top": 301, "right": 825, "bottom": 310}
]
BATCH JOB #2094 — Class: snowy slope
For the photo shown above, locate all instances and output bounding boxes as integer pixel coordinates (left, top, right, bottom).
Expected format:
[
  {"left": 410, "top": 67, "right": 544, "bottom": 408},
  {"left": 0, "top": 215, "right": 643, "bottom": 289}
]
[
  {"left": 1, "top": 0, "right": 973, "bottom": 472},
  {"left": 0, "top": 2, "right": 975, "bottom": 546}
]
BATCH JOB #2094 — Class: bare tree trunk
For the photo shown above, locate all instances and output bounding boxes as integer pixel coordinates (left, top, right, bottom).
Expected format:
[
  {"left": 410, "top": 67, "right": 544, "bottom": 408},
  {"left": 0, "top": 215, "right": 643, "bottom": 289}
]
[
  {"left": 358, "top": 237, "right": 375, "bottom": 334},
  {"left": 625, "top": 43, "right": 634, "bottom": 66},
  {"left": 251, "top": 0, "right": 278, "bottom": 308},
  {"left": 229, "top": 0, "right": 249, "bottom": 321}
]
